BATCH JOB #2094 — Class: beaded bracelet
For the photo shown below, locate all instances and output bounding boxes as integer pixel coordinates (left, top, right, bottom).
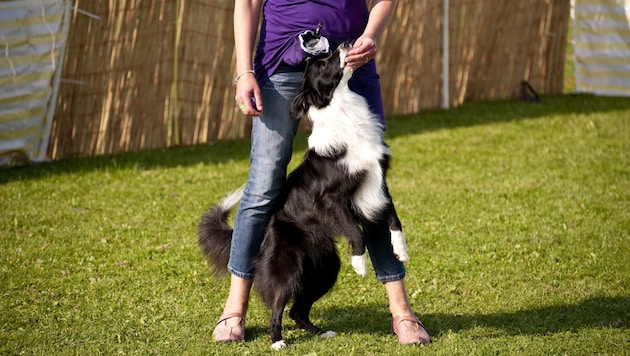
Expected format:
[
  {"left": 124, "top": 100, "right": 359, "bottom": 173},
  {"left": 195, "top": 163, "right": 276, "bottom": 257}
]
[{"left": 233, "top": 70, "right": 255, "bottom": 85}]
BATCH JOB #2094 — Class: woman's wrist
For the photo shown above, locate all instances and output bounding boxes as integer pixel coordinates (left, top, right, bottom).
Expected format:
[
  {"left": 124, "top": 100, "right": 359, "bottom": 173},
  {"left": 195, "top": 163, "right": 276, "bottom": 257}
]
[{"left": 234, "top": 70, "right": 255, "bottom": 85}]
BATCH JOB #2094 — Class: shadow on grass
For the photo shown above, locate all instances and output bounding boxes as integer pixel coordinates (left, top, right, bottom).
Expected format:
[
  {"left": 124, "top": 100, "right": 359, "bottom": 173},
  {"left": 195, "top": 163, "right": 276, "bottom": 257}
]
[
  {"left": 323, "top": 295, "right": 628, "bottom": 339},
  {"left": 3, "top": 94, "right": 630, "bottom": 184},
  {"left": 243, "top": 325, "right": 272, "bottom": 342}
]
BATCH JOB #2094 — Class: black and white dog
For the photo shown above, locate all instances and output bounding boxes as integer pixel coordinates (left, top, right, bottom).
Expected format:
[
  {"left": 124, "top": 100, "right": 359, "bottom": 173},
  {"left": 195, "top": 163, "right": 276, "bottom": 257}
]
[{"left": 198, "top": 43, "right": 408, "bottom": 349}]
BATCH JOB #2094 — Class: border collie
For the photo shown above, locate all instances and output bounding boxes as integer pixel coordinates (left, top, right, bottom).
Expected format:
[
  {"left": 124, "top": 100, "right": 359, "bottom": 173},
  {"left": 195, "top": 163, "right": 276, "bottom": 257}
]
[{"left": 198, "top": 43, "right": 409, "bottom": 349}]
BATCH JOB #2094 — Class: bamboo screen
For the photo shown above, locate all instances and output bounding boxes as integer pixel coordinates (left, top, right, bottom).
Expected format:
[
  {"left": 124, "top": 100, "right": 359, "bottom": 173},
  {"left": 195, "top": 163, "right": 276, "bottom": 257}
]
[{"left": 48, "top": 0, "right": 570, "bottom": 160}]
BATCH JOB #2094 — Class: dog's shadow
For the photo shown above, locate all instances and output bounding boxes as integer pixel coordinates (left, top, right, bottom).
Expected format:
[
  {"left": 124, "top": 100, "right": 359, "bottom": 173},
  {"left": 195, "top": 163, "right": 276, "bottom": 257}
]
[{"left": 314, "top": 295, "right": 628, "bottom": 340}]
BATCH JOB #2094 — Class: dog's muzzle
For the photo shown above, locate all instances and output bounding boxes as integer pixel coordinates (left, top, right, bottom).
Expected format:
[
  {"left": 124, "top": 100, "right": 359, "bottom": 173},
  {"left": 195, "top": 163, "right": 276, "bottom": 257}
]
[{"left": 337, "top": 42, "right": 352, "bottom": 68}]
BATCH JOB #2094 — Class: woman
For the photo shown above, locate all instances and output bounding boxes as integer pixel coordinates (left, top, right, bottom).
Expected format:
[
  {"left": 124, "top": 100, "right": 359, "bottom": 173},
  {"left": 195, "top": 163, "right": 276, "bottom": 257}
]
[{"left": 212, "top": 0, "right": 430, "bottom": 345}]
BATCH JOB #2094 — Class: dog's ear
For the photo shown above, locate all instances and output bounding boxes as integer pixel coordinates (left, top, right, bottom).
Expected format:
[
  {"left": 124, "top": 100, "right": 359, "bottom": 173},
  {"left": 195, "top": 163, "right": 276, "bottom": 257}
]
[{"left": 290, "top": 91, "right": 310, "bottom": 120}]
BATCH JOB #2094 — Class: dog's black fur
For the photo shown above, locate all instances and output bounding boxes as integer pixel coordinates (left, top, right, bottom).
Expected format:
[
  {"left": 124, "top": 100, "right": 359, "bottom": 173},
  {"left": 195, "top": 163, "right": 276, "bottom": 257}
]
[{"left": 198, "top": 43, "right": 407, "bottom": 348}]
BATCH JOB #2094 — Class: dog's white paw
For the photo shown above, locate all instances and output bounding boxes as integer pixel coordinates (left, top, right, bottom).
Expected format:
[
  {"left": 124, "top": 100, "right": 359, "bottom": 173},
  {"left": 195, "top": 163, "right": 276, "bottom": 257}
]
[
  {"left": 271, "top": 340, "right": 287, "bottom": 350},
  {"left": 391, "top": 230, "right": 410, "bottom": 262},
  {"left": 319, "top": 330, "right": 337, "bottom": 338},
  {"left": 351, "top": 254, "right": 367, "bottom": 276}
]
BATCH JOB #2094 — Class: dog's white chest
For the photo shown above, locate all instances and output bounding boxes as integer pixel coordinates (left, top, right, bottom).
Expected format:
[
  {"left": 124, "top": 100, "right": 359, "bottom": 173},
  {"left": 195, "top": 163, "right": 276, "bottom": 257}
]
[
  {"left": 307, "top": 97, "right": 389, "bottom": 220},
  {"left": 310, "top": 133, "right": 387, "bottom": 220}
]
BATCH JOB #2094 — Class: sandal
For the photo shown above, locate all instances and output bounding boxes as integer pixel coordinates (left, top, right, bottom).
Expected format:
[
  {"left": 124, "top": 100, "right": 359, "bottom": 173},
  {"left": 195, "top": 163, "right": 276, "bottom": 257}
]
[
  {"left": 212, "top": 313, "right": 245, "bottom": 342},
  {"left": 392, "top": 315, "right": 431, "bottom": 345}
]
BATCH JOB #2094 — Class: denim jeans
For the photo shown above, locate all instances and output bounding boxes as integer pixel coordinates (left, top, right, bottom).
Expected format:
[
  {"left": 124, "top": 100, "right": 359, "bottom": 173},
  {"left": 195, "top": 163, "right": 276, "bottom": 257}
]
[{"left": 227, "top": 68, "right": 406, "bottom": 283}]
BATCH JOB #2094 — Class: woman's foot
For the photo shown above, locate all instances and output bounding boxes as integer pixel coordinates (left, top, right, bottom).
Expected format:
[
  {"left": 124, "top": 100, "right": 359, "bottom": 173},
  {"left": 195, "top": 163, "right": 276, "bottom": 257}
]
[
  {"left": 392, "top": 315, "right": 431, "bottom": 345},
  {"left": 212, "top": 313, "right": 245, "bottom": 342}
]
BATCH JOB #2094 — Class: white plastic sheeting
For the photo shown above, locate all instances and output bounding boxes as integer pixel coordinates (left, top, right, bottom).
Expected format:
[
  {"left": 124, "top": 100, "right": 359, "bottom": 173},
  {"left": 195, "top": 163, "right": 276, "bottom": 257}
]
[
  {"left": 574, "top": 0, "right": 630, "bottom": 96},
  {"left": 0, "top": 0, "right": 70, "bottom": 166}
]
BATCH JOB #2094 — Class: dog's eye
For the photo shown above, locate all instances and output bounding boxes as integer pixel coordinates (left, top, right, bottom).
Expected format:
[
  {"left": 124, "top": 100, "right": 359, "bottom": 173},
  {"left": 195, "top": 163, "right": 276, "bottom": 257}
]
[{"left": 318, "top": 61, "right": 326, "bottom": 70}]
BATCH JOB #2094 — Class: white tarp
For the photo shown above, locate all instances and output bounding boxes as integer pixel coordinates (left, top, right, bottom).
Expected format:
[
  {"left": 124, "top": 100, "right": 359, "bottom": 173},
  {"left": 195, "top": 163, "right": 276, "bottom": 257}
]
[
  {"left": 574, "top": 0, "right": 630, "bottom": 96},
  {"left": 0, "top": 0, "right": 70, "bottom": 166}
]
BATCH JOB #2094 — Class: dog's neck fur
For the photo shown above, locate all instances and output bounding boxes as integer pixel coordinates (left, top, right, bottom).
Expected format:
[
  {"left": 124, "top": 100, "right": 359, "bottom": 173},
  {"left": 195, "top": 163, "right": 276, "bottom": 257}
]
[
  {"left": 306, "top": 68, "right": 389, "bottom": 220},
  {"left": 307, "top": 68, "right": 388, "bottom": 174}
]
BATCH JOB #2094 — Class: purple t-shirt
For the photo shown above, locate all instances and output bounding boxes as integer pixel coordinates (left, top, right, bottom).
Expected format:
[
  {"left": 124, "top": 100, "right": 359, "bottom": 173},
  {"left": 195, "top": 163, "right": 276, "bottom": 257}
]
[{"left": 254, "top": 0, "right": 386, "bottom": 125}]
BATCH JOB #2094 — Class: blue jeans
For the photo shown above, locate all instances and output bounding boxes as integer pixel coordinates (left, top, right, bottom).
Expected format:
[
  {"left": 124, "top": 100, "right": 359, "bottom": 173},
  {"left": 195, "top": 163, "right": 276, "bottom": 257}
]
[{"left": 227, "top": 68, "right": 406, "bottom": 283}]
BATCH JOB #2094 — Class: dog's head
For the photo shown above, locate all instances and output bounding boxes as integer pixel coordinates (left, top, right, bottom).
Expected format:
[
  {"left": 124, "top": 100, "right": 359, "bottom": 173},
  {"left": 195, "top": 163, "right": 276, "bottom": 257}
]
[{"left": 290, "top": 42, "right": 352, "bottom": 120}]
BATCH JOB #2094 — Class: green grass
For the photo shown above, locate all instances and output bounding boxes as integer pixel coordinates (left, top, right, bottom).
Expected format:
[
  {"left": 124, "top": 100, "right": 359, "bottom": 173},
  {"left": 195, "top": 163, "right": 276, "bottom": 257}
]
[{"left": 2, "top": 95, "right": 629, "bottom": 355}]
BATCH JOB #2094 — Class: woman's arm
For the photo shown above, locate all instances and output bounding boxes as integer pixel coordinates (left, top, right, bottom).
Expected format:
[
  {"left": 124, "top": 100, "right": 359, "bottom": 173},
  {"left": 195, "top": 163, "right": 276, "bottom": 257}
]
[
  {"left": 346, "top": 0, "right": 397, "bottom": 70},
  {"left": 233, "top": 0, "right": 264, "bottom": 115}
]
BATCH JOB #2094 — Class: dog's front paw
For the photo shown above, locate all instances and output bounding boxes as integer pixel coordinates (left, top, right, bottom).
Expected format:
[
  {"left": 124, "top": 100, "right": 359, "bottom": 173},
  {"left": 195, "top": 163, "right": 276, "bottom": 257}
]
[
  {"left": 271, "top": 340, "right": 287, "bottom": 350},
  {"left": 391, "top": 230, "right": 410, "bottom": 262},
  {"left": 319, "top": 330, "right": 337, "bottom": 338},
  {"left": 351, "top": 254, "right": 367, "bottom": 276}
]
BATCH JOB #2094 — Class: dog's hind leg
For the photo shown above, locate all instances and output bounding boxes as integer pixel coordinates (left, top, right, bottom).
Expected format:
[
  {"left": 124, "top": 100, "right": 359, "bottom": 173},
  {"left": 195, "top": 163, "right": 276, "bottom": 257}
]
[
  {"left": 289, "top": 298, "right": 322, "bottom": 334},
  {"left": 289, "top": 295, "right": 337, "bottom": 338},
  {"left": 270, "top": 294, "right": 289, "bottom": 349},
  {"left": 289, "top": 252, "right": 339, "bottom": 338}
]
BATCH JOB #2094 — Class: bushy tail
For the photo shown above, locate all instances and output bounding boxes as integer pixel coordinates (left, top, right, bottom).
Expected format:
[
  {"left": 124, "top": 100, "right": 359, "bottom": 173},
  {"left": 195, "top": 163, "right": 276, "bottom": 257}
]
[{"left": 197, "top": 187, "right": 244, "bottom": 276}]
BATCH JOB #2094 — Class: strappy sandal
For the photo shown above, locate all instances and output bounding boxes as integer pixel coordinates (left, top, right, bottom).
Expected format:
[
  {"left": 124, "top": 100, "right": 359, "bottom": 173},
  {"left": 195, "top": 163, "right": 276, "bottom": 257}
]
[
  {"left": 392, "top": 315, "right": 431, "bottom": 345},
  {"left": 212, "top": 313, "right": 245, "bottom": 342}
]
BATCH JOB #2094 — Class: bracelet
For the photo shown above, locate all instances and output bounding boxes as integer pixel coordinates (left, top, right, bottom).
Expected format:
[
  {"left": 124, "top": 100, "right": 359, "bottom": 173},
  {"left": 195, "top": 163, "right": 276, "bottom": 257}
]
[{"left": 233, "top": 70, "right": 255, "bottom": 85}]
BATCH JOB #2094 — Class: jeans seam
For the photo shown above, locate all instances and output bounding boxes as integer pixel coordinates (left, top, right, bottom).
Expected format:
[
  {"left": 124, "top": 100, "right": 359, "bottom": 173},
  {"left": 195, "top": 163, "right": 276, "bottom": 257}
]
[
  {"left": 376, "top": 271, "right": 406, "bottom": 284},
  {"left": 228, "top": 265, "right": 254, "bottom": 280}
]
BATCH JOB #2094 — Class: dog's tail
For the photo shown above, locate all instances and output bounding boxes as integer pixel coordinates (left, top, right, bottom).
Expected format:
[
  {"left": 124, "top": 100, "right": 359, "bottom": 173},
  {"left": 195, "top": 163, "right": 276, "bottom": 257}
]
[{"left": 197, "top": 186, "right": 244, "bottom": 276}]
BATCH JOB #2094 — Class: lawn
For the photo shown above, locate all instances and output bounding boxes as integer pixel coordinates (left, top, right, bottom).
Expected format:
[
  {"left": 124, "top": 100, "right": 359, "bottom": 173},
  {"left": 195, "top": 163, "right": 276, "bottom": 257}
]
[{"left": 1, "top": 94, "right": 629, "bottom": 355}]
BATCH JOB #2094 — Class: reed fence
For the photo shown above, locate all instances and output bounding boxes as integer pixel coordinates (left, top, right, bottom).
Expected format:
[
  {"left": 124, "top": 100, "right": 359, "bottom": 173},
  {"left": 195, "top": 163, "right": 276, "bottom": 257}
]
[{"left": 48, "top": 0, "right": 570, "bottom": 159}]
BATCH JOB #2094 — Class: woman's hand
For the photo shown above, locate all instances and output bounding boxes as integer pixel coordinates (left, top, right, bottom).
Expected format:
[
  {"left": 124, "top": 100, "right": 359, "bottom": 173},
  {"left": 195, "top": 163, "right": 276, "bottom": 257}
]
[
  {"left": 346, "top": 0, "right": 396, "bottom": 70},
  {"left": 346, "top": 36, "right": 378, "bottom": 71},
  {"left": 234, "top": 72, "right": 263, "bottom": 116}
]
